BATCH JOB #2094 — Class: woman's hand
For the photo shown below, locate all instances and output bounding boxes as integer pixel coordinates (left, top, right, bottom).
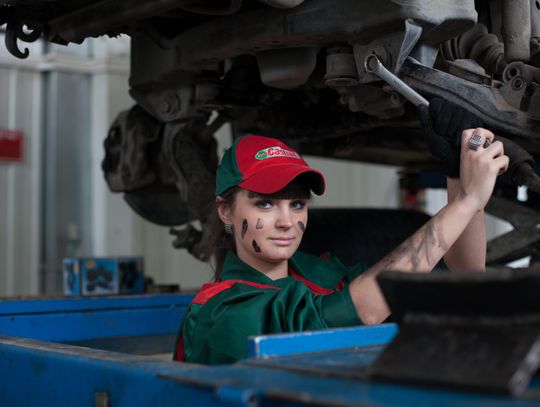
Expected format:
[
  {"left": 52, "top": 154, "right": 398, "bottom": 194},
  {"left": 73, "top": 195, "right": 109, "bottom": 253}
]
[{"left": 457, "top": 128, "right": 509, "bottom": 212}]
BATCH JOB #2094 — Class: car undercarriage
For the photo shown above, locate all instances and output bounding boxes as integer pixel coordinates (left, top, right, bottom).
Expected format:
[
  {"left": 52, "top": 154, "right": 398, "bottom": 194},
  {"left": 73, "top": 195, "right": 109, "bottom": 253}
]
[{"left": 2, "top": 0, "right": 540, "bottom": 265}]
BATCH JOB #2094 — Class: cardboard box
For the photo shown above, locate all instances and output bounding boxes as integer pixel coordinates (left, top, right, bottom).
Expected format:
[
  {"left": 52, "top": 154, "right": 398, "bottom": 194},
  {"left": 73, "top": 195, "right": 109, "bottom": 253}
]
[{"left": 63, "top": 257, "right": 144, "bottom": 296}]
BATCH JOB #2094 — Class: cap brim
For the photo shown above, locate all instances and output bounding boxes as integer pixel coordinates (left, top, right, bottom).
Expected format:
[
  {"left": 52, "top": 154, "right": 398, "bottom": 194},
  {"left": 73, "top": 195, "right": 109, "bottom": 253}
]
[{"left": 239, "top": 164, "right": 325, "bottom": 195}]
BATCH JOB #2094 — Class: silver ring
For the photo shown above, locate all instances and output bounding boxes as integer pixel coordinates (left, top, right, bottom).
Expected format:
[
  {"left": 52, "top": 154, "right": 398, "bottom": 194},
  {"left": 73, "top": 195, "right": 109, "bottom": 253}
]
[{"left": 468, "top": 134, "right": 483, "bottom": 151}]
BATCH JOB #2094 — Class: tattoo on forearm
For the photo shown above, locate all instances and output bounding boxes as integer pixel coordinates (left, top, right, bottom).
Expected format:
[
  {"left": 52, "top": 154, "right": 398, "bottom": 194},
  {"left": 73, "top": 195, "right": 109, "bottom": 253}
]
[{"left": 377, "top": 221, "right": 449, "bottom": 272}]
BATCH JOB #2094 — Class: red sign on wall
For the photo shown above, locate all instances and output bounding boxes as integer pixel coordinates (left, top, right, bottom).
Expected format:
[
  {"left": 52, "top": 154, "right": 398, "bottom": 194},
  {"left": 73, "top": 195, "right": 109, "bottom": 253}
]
[{"left": 0, "top": 129, "right": 24, "bottom": 162}]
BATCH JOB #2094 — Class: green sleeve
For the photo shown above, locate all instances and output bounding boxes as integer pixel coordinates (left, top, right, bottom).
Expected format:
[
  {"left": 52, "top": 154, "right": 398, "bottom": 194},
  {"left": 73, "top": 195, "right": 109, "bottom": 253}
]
[
  {"left": 184, "top": 280, "right": 361, "bottom": 364},
  {"left": 347, "top": 262, "right": 369, "bottom": 280},
  {"left": 317, "top": 251, "right": 369, "bottom": 282}
]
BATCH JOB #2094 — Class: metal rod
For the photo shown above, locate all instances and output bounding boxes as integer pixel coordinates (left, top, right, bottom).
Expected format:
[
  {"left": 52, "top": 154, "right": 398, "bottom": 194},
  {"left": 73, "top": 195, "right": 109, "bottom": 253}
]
[{"left": 364, "top": 54, "right": 429, "bottom": 107}]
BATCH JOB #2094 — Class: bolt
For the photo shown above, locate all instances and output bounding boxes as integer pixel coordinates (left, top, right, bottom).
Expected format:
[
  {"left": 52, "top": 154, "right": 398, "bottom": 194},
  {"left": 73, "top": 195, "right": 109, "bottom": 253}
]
[
  {"left": 389, "top": 92, "right": 401, "bottom": 106},
  {"left": 511, "top": 76, "right": 526, "bottom": 90},
  {"left": 160, "top": 94, "right": 180, "bottom": 114}
]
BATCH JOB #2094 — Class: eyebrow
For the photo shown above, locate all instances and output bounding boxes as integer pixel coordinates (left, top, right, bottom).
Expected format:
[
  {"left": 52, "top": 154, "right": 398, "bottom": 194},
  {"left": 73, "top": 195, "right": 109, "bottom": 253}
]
[{"left": 247, "top": 191, "right": 310, "bottom": 200}]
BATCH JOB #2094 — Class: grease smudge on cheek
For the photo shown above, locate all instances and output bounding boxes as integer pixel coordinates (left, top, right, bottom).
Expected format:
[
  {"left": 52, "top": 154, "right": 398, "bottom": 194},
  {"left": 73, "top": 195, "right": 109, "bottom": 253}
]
[
  {"left": 241, "top": 219, "right": 248, "bottom": 239},
  {"left": 252, "top": 240, "right": 262, "bottom": 253},
  {"left": 256, "top": 219, "right": 264, "bottom": 230},
  {"left": 298, "top": 221, "right": 306, "bottom": 232}
]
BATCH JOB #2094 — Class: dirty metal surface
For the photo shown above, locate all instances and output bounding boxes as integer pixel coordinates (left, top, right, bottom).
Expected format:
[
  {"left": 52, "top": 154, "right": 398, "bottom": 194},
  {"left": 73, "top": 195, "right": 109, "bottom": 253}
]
[
  {"left": 2, "top": 294, "right": 540, "bottom": 406},
  {"left": 241, "top": 345, "right": 384, "bottom": 380},
  {"left": 2, "top": 334, "right": 540, "bottom": 407}
]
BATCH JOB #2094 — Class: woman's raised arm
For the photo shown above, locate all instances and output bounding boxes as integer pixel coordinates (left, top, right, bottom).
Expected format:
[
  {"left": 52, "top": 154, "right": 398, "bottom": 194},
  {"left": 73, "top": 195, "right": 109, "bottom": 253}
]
[{"left": 347, "top": 128, "right": 509, "bottom": 325}]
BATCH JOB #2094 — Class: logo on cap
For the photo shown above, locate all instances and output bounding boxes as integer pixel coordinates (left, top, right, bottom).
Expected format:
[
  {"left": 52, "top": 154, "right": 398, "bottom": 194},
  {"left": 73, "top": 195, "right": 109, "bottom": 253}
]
[{"left": 255, "top": 146, "right": 301, "bottom": 160}]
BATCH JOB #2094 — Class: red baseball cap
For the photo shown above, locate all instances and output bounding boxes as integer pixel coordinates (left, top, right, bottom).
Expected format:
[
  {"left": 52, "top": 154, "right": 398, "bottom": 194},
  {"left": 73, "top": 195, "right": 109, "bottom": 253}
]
[{"left": 216, "top": 135, "right": 326, "bottom": 196}]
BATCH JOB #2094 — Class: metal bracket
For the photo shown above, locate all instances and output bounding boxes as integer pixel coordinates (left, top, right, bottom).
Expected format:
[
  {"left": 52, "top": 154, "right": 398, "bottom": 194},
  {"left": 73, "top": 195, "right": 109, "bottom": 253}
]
[{"left": 395, "top": 19, "right": 423, "bottom": 74}]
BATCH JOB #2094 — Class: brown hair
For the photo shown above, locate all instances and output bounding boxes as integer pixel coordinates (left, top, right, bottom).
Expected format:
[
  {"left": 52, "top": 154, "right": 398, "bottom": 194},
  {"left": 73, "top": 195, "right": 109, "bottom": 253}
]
[
  {"left": 211, "top": 186, "right": 239, "bottom": 280},
  {"left": 210, "top": 177, "right": 312, "bottom": 281}
]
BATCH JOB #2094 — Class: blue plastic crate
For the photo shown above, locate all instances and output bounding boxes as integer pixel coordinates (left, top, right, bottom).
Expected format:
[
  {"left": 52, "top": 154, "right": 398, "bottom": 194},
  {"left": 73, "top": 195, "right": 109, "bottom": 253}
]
[{"left": 63, "top": 256, "right": 144, "bottom": 296}]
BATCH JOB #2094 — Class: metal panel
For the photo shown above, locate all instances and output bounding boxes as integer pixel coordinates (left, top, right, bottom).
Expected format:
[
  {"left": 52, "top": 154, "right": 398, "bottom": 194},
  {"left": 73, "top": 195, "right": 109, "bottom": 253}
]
[
  {"left": 0, "top": 294, "right": 193, "bottom": 343},
  {"left": 0, "top": 67, "right": 10, "bottom": 293},
  {"left": 90, "top": 72, "right": 135, "bottom": 258},
  {"left": 0, "top": 35, "right": 142, "bottom": 296},
  {"left": 42, "top": 71, "right": 93, "bottom": 294},
  {"left": 0, "top": 336, "right": 220, "bottom": 407},
  {"left": 1, "top": 295, "right": 540, "bottom": 406},
  {"left": 0, "top": 62, "right": 42, "bottom": 296},
  {"left": 248, "top": 323, "right": 398, "bottom": 358},
  {"left": 1, "top": 334, "right": 540, "bottom": 407}
]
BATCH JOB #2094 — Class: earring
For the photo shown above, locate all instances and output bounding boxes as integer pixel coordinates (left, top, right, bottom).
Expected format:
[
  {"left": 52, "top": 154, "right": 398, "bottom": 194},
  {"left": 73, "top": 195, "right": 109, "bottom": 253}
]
[{"left": 224, "top": 223, "right": 233, "bottom": 234}]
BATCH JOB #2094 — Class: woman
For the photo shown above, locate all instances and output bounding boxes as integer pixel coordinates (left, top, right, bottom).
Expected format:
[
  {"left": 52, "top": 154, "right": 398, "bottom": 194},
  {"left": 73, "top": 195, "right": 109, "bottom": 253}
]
[{"left": 174, "top": 128, "right": 508, "bottom": 365}]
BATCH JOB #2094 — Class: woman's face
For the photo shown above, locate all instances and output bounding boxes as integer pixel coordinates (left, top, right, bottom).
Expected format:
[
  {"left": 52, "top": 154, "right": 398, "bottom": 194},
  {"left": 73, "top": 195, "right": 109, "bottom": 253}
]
[{"left": 221, "top": 189, "right": 308, "bottom": 269}]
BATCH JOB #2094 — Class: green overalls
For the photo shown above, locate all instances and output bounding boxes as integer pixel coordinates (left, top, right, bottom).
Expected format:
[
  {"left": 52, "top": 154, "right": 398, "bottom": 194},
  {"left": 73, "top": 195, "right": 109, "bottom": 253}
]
[{"left": 173, "top": 251, "right": 367, "bottom": 365}]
